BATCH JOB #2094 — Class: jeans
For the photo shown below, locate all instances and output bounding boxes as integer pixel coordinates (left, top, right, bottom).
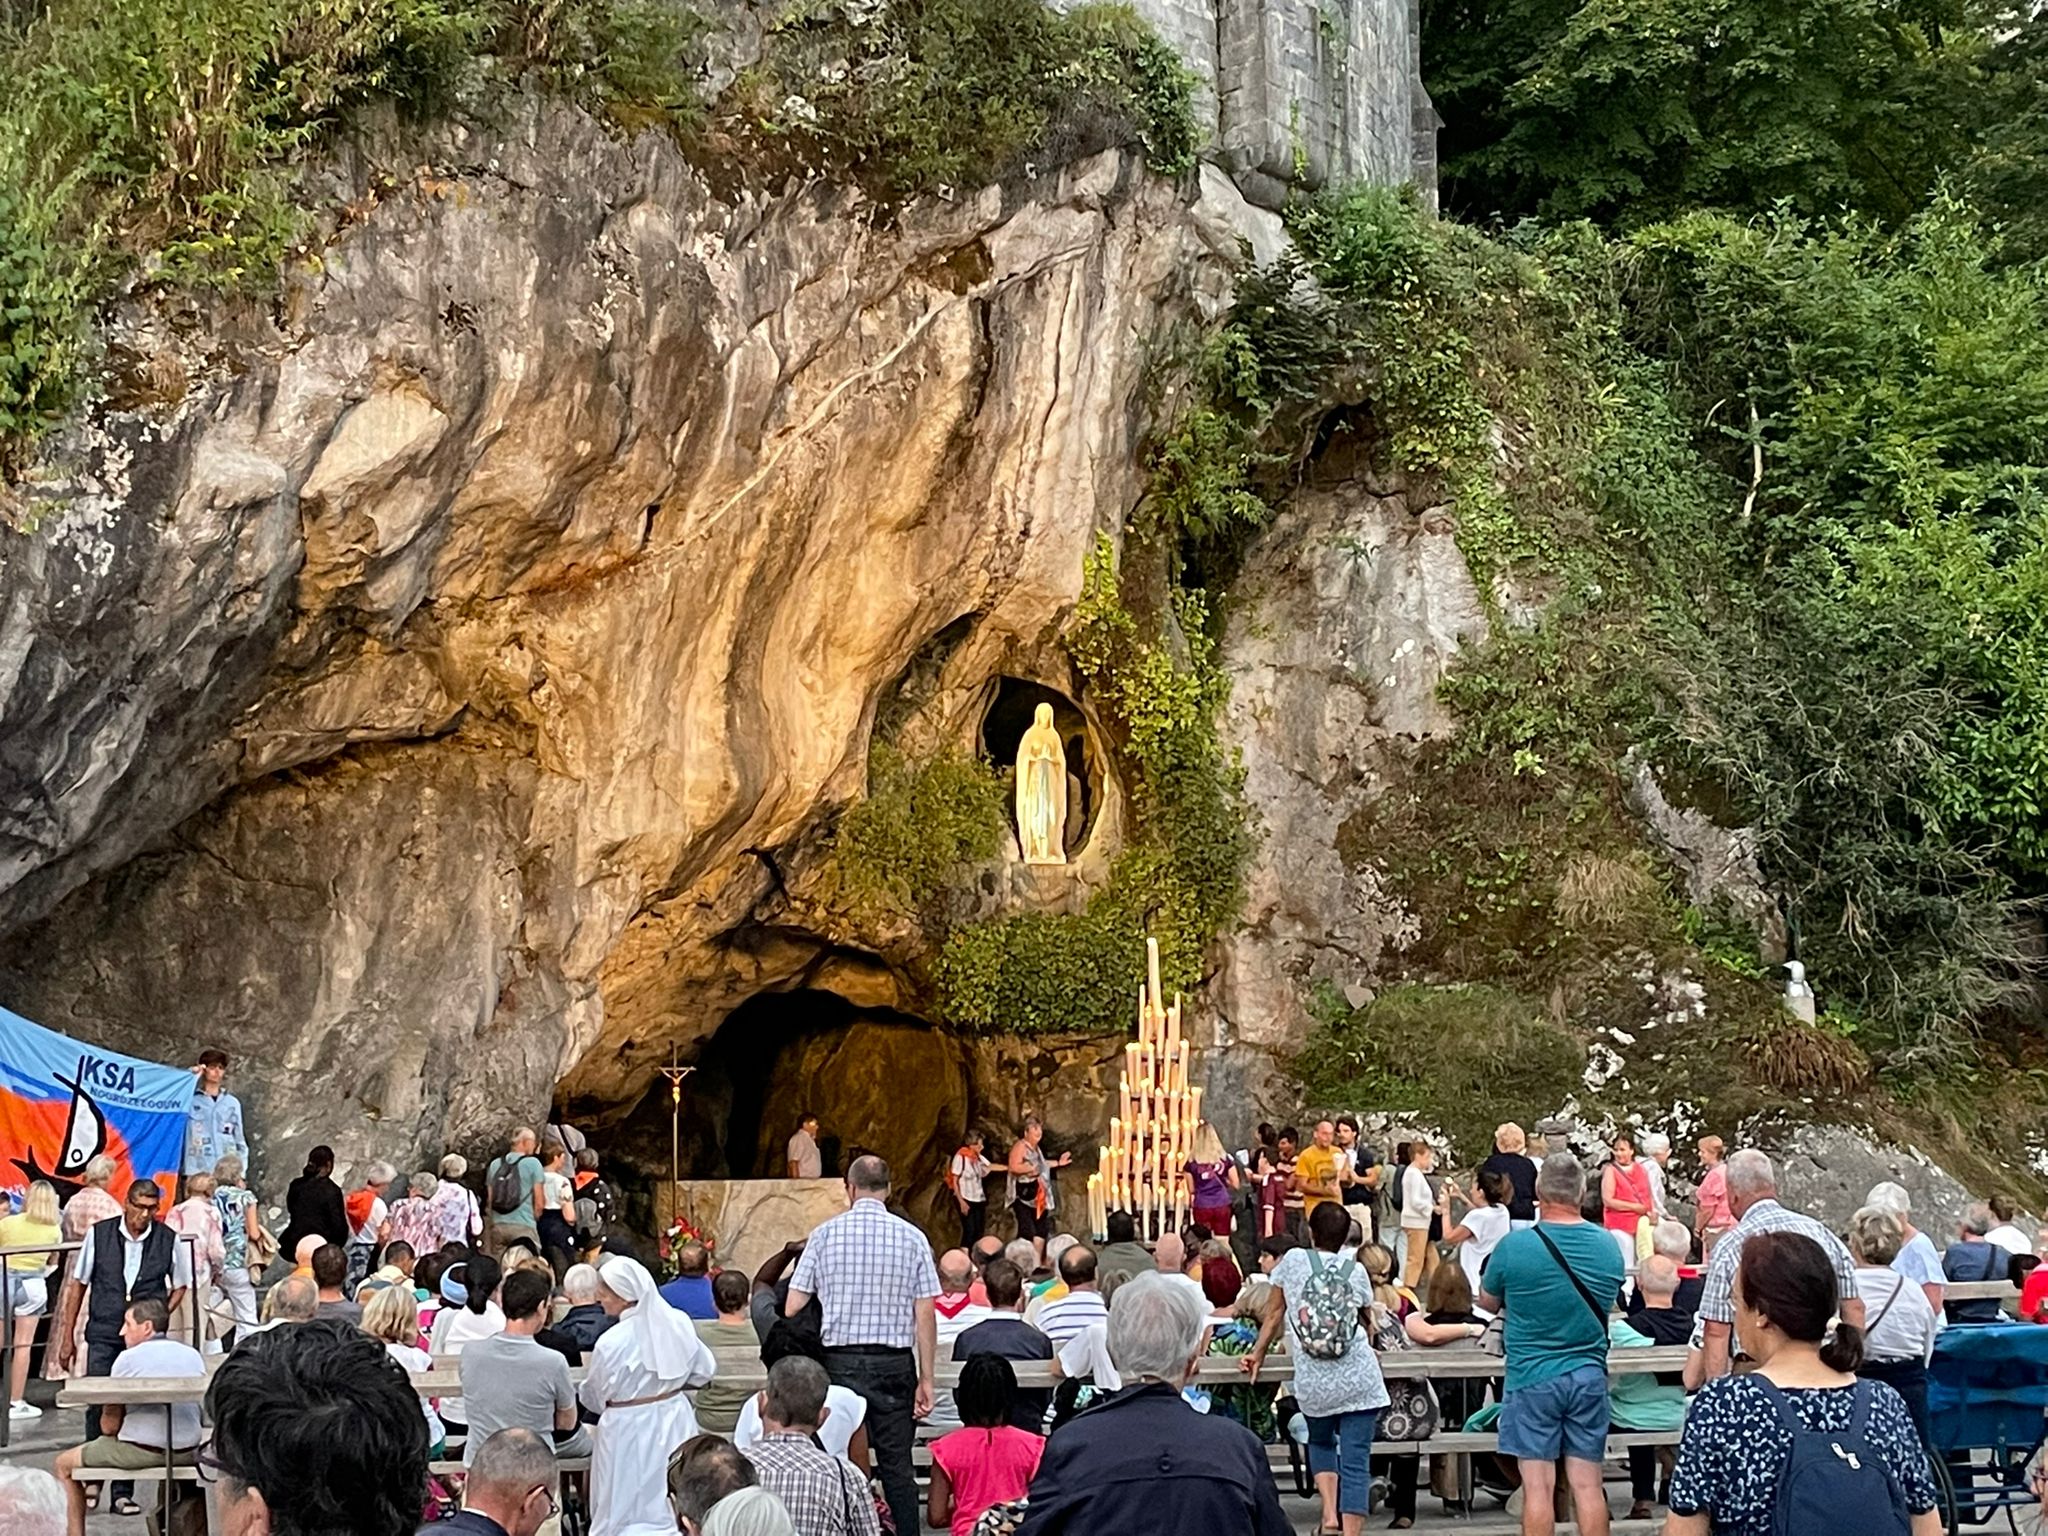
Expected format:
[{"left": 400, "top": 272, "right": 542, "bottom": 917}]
[
  {"left": 1499, "top": 1364, "right": 1610, "bottom": 1463},
  {"left": 825, "top": 1345, "right": 917, "bottom": 1535},
  {"left": 1305, "top": 1408, "right": 1380, "bottom": 1516},
  {"left": 84, "top": 1334, "right": 132, "bottom": 1503}
]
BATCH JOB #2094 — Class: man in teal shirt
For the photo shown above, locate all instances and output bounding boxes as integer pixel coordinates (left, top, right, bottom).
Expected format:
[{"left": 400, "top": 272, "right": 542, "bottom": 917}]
[
  {"left": 1479, "top": 1152, "right": 1626, "bottom": 1536},
  {"left": 484, "top": 1127, "right": 545, "bottom": 1258}
]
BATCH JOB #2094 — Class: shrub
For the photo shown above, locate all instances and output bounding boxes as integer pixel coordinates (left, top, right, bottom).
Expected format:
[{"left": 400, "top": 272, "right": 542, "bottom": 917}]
[
  {"left": 1292, "top": 983, "right": 1586, "bottom": 1163},
  {"left": 823, "top": 742, "right": 1008, "bottom": 925},
  {"left": 729, "top": 0, "right": 1197, "bottom": 198},
  {"left": 0, "top": 0, "right": 698, "bottom": 475}
]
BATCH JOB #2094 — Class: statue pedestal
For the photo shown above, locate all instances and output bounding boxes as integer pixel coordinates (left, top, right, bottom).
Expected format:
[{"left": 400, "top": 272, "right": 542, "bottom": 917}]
[
  {"left": 1011, "top": 861, "right": 1089, "bottom": 914},
  {"left": 655, "top": 1178, "right": 847, "bottom": 1278}
]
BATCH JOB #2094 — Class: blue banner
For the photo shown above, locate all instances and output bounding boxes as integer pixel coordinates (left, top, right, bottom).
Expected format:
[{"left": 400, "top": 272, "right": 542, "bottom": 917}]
[{"left": 0, "top": 1003, "right": 191, "bottom": 1205}]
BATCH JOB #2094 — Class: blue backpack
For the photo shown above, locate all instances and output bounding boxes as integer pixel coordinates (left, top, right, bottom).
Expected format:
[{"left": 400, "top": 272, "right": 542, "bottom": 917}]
[{"left": 1759, "top": 1378, "right": 1910, "bottom": 1536}]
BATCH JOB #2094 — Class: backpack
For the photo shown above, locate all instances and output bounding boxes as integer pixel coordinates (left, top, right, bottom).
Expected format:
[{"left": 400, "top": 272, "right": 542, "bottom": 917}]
[
  {"left": 574, "top": 1179, "right": 611, "bottom": 1243},
  {"left": 1758, "top": 1378, "right": 1910, "bottom": 1536},
  {"left": 487, "top": 1156, "right": 527, "bottom": 1216},
  {"left": 1293, "top": 1251, "right": 1363, "bottom": 1360}
]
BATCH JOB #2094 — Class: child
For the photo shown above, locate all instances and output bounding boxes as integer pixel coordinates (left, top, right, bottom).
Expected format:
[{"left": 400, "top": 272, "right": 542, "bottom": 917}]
[{"left": 928, "top": 1355, "right": 1044, "bottom": 1536}]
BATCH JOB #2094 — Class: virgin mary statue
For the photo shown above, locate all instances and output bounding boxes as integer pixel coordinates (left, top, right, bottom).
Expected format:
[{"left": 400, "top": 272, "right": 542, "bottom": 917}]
[{"left": 1015, "top": 702, "right": 1069, "bottom": 865}]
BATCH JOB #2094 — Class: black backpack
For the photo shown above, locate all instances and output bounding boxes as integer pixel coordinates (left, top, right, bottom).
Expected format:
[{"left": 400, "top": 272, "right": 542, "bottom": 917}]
[
  {"left": 1758, "top": 1378, "right": 1910, "bottom": 1536},
  {"left": 487, "top": 1156, "right": 527, "bottom": 1216}
]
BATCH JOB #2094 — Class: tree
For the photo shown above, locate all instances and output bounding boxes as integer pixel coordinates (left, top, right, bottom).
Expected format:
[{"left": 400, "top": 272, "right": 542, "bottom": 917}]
[{"left": 1424, "top": 0, "right": 1983, "bottom": 226}]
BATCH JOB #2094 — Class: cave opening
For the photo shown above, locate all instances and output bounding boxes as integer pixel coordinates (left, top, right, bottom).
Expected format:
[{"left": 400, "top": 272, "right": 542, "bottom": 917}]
[
  {"left": 598, "top": 987, "right": 971, "bottom": 1236},
  {"left": 979, "top": 677, "right": 1100, "bottom": 857}
]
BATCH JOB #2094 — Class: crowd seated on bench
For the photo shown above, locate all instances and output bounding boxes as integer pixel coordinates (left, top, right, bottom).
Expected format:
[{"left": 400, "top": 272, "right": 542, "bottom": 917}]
[{"left": 16, "top": 1110, "right": 2036, "bottom": 1536}]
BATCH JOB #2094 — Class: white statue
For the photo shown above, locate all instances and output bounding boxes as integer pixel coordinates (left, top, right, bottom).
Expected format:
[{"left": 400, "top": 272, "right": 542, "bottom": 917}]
[
  {"left": 1015, "top": 703, "right": 1069, "bottom": 866},
  {"left": 1784, "top": 960, "right": 1817, "bottom": 1025}
]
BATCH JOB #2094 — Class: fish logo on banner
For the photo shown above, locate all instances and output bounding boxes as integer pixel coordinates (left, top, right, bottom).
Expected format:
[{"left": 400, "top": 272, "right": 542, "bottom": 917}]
[{"left": 0, "top": 1004, "right": 191, "bottom": 1203}]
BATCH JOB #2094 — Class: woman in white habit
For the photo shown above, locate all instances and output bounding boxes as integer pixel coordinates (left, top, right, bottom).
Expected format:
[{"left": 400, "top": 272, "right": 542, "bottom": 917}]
[{"left": 580, "top": 1256, "right": 717, "bottom": 1536}]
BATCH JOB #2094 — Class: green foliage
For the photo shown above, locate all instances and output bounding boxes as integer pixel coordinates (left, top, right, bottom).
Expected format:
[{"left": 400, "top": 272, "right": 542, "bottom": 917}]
[
  {"left": 1145, "top": 188, "right": 1746, "bottom": 595},
  {"left": 1422, "top": 0, "right": 1990, "bottom": 227},
  {"left": 500, "top": 0, "right": 709, "bottom": 117},
  {"left": 0, "top": 167, "right": 96, "bottom": 464},
  {"left": 1386, "top": 189, "right": 2047, "bottom": 1067},
  {"left": 0, "top": 0, "right": 697, "bottom": 475},
  {"left": 935, "top": 844, "right": 1219, "bottom": 1034},
  {"left": 1146, "top": 186, "right": 1590, "bottom": 585},
  {"left": 936, "top": 538, "right": 1251, "bottom": 1034},
  {"left": 1292, "top": 984, "right": 1586, "bottom": 1162},
  {"left": 1677, "top": 903, "right": 1767, "bottom": 980},
  {"left": 1962, "top": 2, "right": 2048, "bottom": 262},
  {"left": 824, "top": 742, "right": 1007, "bottom": 924},
  {"left": 1619, "top": 197, "right": 2048, "bottom": 1055},
  {"left": 730, "top": 0, "right": 1197, "bottom": 198}
]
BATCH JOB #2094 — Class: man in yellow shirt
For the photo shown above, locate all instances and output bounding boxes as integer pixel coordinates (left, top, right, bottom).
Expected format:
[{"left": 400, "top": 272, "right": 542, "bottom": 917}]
[{"left": 1292, "top": 1119, "right": 1343, "bottom": 1222}]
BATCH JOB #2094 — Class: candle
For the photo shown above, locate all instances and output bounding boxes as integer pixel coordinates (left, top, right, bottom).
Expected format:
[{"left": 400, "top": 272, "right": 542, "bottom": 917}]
[
  {"left": 1147, "top": 936, "right": 1163, "bottom": 1012},
  {"left": 1166, "top": 996, "right": 1181, "bottom": 1054}
]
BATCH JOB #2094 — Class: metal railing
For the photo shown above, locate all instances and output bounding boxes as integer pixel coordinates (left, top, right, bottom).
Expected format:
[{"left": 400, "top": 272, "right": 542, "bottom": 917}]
[{"left": 0, "top": 1233, "right": 206, "bottom": 1449}]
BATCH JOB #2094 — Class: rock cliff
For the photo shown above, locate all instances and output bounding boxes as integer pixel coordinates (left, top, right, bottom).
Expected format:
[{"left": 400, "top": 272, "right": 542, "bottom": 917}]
[
  {"left": 0, "top": 104, "right": 1281, "bottom": 1191},
  {"left": 0, "top": 91, "right": 2012, "bottom": 1233}
]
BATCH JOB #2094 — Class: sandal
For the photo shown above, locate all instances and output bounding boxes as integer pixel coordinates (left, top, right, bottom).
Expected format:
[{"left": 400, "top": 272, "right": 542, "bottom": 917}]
[{"left": 112, "top": 1496, "right": 144, "bottom": 1516}]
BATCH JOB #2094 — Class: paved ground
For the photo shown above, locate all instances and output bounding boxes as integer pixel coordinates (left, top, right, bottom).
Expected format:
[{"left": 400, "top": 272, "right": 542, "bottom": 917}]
[{"left": 0, "top": 1383, "right": 1661, "bottom": 1535}]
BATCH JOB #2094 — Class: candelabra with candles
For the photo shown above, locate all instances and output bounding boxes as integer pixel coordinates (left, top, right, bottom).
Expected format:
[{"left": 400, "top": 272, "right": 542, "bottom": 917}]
[{"left": 1087, "top": 935, "right": 1203, "bottom": 1242}]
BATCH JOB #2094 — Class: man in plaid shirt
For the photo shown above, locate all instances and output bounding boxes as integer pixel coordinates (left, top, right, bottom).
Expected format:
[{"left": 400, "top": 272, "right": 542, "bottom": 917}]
[
  {"left": 1688, "top": 1148, "right": 1865, "bottom": 1385},
  {"left": 785, "top": 1155, "right": 939, "bottom": 1536},
  {"left": 742, "top": 1357, "right": 880, "bottom": 1536}
]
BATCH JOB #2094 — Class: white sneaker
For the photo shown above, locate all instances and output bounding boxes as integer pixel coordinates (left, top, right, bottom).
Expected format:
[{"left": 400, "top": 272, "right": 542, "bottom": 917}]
[{"left": 8, "top": 1399, "right": 41, "bottom": 1419}]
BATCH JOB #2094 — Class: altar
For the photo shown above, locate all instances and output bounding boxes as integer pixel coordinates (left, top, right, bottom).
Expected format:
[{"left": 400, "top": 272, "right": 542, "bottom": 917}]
[{"left": 655, "top": 1177, "right": 848, "bottom": 1278}]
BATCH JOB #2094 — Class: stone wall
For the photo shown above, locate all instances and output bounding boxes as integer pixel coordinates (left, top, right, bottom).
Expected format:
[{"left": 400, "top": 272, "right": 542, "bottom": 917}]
[
  {"left": 1063, "top": 0, "right": 1434, "bottom": 209},
  {"left": 1211, "top": 0, "right": 1426, "bottom": 204}
]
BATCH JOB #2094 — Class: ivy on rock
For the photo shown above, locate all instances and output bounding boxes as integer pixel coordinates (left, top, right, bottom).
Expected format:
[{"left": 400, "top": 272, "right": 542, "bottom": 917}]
[{"left": 935, "top": 538, "right": 1252, "bottom": 1035}]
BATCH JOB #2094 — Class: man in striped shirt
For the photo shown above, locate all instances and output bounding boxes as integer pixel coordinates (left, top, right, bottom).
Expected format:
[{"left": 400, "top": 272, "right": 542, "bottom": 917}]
[
  {"left": 1688, "top": 1148, "right": 1864, "bottom": 1386},
  {"left": 1034, "top": 1245, "right": 1108, "bottom": 1347}
]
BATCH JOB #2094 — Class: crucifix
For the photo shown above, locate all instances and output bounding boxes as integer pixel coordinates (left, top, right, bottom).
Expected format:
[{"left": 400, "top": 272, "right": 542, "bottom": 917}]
[{"left": 658, "top": 1047, "right": 696, "bottom": 1206}]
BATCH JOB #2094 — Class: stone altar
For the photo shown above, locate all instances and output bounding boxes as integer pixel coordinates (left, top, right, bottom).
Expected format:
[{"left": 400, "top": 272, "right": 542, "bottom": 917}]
[{"left": 656, "top": 1177, "right": 849, "bottom": 1280}]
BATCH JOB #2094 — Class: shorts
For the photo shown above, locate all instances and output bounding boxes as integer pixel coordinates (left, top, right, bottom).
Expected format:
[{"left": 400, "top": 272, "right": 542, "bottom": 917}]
[
  {"left": 1012, "top": 1200, "right": 1049, "bottom": 1241},
  {"left": 8, "top": 1274, "right": 47, "bottom": 1317},
  {"left": 1498, "top": 1364, "right": 1609, "bottom": 1464},
  {"left": 82, "top": 1440, "right": 197, "bottom": 1470}
]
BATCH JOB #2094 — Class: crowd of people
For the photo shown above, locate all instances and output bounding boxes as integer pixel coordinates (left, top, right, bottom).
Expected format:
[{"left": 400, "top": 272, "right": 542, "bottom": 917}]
[{"left": 0, "top": 1062, "right": 2039, "bottom": 1536}]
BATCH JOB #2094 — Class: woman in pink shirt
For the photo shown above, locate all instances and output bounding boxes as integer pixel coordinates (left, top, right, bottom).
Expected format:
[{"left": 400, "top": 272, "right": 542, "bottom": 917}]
[
  {"left": 1694, "top": 1134, "right": 1734, "bottom": 1255},
  {"left": 1601, "top": 1134, "right": 1654, "bottom": 1270},
  {"left": 929, "top": 1355, "right": 1043, "bottom": 1536}
]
